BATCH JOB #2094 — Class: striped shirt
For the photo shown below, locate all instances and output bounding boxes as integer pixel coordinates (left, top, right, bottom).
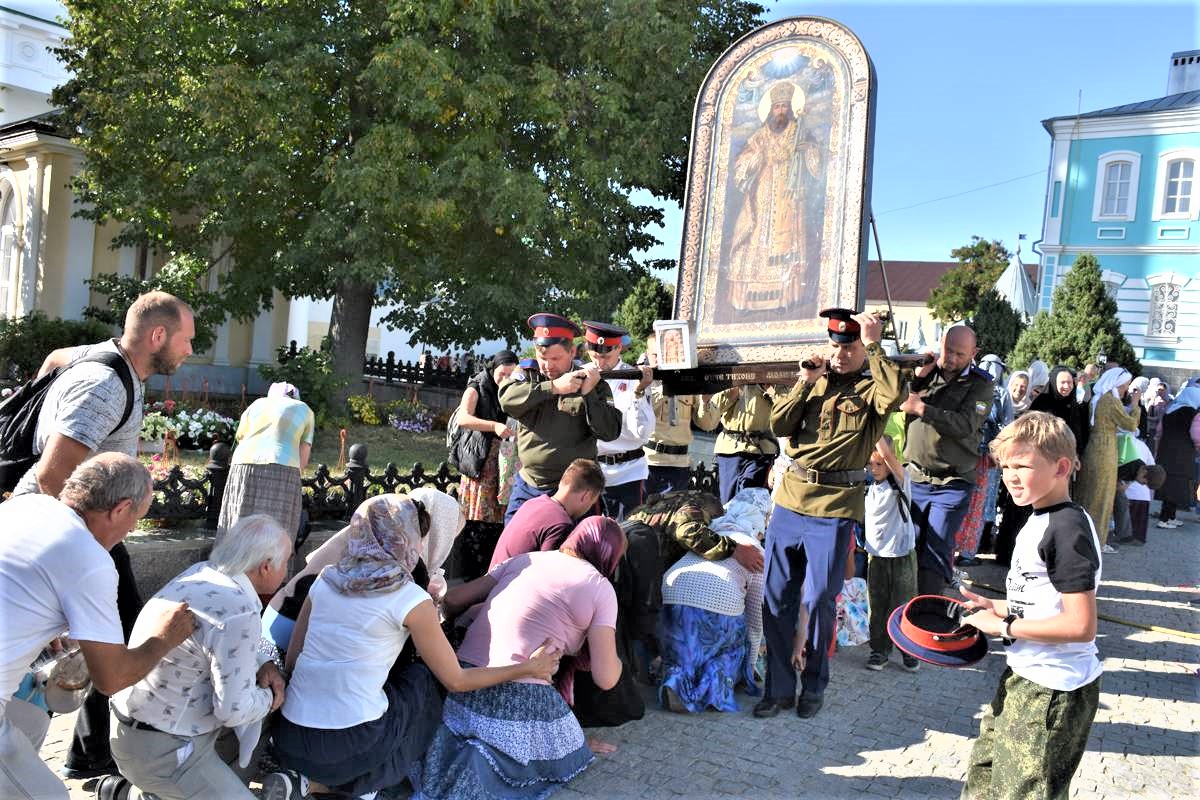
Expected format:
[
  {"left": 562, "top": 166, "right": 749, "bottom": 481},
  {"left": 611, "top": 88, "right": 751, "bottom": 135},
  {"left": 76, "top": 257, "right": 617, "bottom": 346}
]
[{"left": 230, "top": 397, "right": 315, "bottom": 468}]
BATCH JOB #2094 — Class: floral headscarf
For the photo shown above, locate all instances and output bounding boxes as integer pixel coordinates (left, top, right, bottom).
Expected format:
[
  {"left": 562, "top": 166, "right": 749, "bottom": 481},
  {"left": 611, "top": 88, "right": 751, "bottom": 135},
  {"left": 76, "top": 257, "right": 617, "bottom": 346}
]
[
  {"left": 560, "top": 516, "right": 625, "bottom": 579},
  {"left": 410, "top": 487, "right": 465, "bottom": 601},
  {"left": 323, "top": 495, "right": 423, "bottom": 596}
]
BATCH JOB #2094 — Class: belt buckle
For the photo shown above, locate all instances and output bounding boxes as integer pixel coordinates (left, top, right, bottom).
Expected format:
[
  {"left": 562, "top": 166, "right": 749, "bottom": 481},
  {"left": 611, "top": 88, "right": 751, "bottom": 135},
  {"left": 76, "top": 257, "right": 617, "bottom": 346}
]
[{"left": 805, "top": 467, "right": 820, "bottom": 484}]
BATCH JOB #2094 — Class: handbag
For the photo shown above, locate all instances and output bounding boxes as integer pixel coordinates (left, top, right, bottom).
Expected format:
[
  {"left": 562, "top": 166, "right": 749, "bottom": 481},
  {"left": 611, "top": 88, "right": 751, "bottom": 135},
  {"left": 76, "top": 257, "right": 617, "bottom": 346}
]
[{"left": 446, "top": 406, "right": 490, "bottom": 478}]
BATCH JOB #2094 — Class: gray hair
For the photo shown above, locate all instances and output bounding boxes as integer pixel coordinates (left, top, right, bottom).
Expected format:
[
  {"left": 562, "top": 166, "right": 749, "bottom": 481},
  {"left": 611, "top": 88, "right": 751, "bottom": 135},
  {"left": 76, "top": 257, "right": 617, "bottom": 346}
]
[
  {"left": 209, "top": 515, "right": 292, "bottom": 576},
  {"left": 59, "top": 453, "right": 152, "bottom": 514}
]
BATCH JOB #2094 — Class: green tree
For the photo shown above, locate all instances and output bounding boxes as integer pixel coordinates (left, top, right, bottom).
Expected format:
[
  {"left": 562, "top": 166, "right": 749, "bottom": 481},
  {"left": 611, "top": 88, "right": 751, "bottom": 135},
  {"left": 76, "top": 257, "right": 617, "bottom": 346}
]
[
  {"left": 928, "top": 237, "right": 1011, "bottom": 322},
  {"left": 971, "top": 288, "right": 1024, "bottom": 361},
  {"left": 53, "top": 1, "right": 764, "bottom": 403},
  {"left": 613, "top": 273, "right": 675, "bottom": 362},
  {"left": 1009, "top": 253, "right": 1140, "bottom": 373}
]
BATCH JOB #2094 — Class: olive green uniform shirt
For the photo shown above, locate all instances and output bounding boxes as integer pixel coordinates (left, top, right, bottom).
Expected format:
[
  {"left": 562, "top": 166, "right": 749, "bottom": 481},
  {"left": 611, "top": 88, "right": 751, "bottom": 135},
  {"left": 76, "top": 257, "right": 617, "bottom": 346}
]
[
  {"left": 499, "top": 372, "right": 622, "bottom": 490},
  {"left": 771, "top": 343, "right": 905, "bottom": 521},
  {"left": 712, "top": 385, "right": 778, "bottom": 457},
  {"left": 626, "top": 490, "right": 733, "bottom": 563},
  {"left": 904, "top": 365, "right": 995, "bottom": 485},
  {"left": 644, "top": 389, "right": 720, "bottom": 468}
]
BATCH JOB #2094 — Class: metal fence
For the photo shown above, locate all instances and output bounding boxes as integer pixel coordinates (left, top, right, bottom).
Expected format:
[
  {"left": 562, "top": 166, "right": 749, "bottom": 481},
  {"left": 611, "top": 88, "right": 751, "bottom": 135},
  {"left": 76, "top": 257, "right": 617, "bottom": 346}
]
[
  {"left": 278, "top": 341, "right": 473, "bottom": 390},
  {"left": 148, "top": 442, "right": 722, "bottom": 525}
]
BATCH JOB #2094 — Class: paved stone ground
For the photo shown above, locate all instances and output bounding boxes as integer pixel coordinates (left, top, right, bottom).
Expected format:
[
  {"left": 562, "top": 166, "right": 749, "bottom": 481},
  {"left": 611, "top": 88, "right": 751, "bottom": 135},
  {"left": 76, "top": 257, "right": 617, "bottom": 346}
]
[{"left": 45, "top": 504, "right": 1199, "bottom": 799}]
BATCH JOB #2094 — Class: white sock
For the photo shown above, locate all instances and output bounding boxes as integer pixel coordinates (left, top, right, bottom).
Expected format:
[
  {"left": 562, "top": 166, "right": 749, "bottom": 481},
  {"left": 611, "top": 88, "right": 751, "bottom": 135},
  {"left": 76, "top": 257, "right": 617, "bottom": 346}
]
[{"left": 358, "top": 792, "right": 378, "bottom": 800}]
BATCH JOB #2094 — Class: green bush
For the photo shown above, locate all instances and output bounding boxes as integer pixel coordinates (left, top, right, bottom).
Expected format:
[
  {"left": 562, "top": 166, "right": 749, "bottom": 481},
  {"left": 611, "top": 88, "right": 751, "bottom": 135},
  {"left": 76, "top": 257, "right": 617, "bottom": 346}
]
[
  {"left": 258, "top": 339, "right": 347, "bottom": 425},
  {"left": 0, "top": 312, "right": 115, "bottom": 383},
  {"left": 347, "top": 394, "right": 383, "bottom": 426}
]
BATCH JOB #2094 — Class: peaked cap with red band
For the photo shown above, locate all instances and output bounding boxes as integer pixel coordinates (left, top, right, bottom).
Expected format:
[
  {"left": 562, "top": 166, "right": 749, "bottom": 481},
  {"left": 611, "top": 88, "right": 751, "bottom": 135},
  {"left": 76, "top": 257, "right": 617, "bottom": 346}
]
[
  {"left": 818, "top": 307, "right": 862, "bottom": 344},
  {"left": 527, "top": 313, "right": 580, "bottom": 346},
  {"left": 582, "top": 320, "right": 629, "bottom": 353}
]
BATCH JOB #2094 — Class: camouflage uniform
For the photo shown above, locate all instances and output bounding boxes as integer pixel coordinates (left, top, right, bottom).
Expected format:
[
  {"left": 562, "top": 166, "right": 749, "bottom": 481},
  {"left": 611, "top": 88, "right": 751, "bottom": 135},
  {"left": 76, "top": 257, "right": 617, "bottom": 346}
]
[{"left": 962, "top": 667, "right": 1100, "bottom": 800}]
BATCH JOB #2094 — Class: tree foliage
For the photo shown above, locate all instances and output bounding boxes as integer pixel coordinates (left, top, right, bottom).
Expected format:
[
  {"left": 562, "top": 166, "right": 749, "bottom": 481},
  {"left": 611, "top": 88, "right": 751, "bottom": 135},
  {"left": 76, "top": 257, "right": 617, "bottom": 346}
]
[
  {"left": 971, "top": 288, "right": 1024, "bottom": 361},
  {"left": 0, "top": 312, "right": 113, "bottom": 383},
  {"left": 613, "top": 273, "right": 675, "bottom": 362},
  {"left": 928, "top": 236, "right": 1011, "bottom": 323},
  {"left": 53, "top": 0, "right": 765, "bottom": 395},
  {"left": 1009, "top": 253, "right": 1140, "bottom": 373}
]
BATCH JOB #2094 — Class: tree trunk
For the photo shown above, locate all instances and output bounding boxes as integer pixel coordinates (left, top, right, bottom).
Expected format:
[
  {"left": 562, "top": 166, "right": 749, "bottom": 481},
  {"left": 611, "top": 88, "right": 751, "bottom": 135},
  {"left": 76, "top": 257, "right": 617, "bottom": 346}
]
[{"left": 328, "top": 277, "right": 375, "bottom": 409}]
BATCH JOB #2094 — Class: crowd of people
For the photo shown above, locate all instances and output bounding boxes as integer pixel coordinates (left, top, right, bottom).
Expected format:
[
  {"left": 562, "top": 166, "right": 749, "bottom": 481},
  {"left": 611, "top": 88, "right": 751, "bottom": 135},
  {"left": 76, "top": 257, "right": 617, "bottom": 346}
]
[{"left": 0, "top": 290, "right": 1196, "bottom": 800}]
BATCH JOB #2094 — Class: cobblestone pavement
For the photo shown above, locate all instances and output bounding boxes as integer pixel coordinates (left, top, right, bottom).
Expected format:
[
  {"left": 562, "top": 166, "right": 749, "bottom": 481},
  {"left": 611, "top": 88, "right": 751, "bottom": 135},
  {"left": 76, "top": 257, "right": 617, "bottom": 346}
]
[{"left": 46, "top": 507, "right": 1199, "bottom": 799}]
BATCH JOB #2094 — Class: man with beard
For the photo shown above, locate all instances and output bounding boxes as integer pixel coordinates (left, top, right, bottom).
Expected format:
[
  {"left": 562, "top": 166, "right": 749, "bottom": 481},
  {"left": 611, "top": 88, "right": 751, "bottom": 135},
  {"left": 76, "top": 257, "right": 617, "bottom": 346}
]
[
  {"left": 11, "top": 290, "right": 194, "bottom": 779},
  {"left": 755, "top": 309, "right": 903, "bottom": 720},
  {"left": 725, "top": 80, "right": 822, "bottom": 315}
]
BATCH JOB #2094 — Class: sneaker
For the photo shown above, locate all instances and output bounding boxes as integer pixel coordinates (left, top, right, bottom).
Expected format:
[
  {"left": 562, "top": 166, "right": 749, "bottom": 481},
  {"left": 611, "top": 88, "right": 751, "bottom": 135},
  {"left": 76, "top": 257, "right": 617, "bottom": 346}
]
[
  {"left": 1156, "top": 521, "right": 1175, "bottom": 529},
  {"left": 1166, "top": 520, "right": 1185, "bottom": 528},
  {"left": 1101, "top": 544, "right": 1118, "bottom": 554},
  {"left": 902, "top": 654, "right": 920, "bottom": 672},
  {"left": 865, "top": 651, "right": 887, "bottom": 671},
  {"left": 62, "top": 760, "right": 118, "bottom": 781},
  {"left": 261, "top": 771, "right": 309, "bottom": 800}
]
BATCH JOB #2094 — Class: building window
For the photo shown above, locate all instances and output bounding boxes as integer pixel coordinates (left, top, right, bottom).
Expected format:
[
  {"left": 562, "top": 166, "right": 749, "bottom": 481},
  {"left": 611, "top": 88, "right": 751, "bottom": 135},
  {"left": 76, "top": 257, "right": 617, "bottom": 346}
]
[
  {"left": 1092, "top": 151, "right": 1140, "bottom": 222},
  {"left": 1147, "top": 283, "right": 1180, "bottom": 338},
  {"left": 1163, "top": 159, "right": 1193, "bottom": 215},
  {"left": 1152, "top": 149, "right": 1200, "bottom": 221},
  {"left": 1051, "top": 181, "right": 1062, "bottom": 218},
  {"left": 0, "top": 187, "right": 19, "bottom": 319}
]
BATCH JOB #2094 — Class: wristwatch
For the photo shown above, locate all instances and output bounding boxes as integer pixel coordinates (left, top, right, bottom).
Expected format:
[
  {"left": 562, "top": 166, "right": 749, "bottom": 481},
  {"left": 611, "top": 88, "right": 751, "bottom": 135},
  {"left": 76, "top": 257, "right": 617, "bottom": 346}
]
[{"left": 1001, "top": 613, "right": 1018, "bottom": 643}]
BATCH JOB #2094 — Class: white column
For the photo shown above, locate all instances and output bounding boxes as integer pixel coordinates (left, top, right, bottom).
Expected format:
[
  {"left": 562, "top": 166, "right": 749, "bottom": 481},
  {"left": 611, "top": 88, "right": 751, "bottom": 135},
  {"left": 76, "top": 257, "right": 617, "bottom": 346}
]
[
  {"left": 61, "top": 170, "right": 95, "bottom": 319},
  {"left": 208, "top": 243, "right": 231, "bottom": 365},
  {"left": 286, "top": 296, "right": 310, "bottom": 349},
  {"left": 249, "top": 292, "right": 280, "bottom": 365},
  {"left": 17, "top": 154, "right": 44, "bottom": 314},
  {"left": 116, "top": 245, "right": 136, "bottom": 277}
]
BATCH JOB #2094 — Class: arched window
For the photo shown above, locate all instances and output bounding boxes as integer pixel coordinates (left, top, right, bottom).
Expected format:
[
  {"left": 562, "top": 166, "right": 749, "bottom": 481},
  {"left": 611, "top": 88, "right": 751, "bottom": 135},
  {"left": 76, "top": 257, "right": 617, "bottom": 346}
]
[
  {"left": 1092, "top": 151, "right": 1140, "bottom": 222},
  {"left": 1152, "top": 149, "right": 1200, "bottom": 221},
  {"left": 1145, "top": 274, "right": 1185, "bottom": 340},
  {"left": 0, "top": 185, "right": 20, "bottom": 319}
]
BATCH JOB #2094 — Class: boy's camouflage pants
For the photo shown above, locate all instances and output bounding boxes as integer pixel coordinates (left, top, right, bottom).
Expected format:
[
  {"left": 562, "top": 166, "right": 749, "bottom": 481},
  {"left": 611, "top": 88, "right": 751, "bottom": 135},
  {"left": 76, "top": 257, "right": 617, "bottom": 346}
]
[{"left": 962, "top": 667, "right": 1100, "bottom": 800}]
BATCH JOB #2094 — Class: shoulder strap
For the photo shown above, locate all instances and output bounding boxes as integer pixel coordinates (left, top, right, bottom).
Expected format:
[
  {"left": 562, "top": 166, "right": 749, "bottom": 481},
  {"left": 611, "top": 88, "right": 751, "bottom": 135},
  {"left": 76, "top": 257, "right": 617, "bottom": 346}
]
[
  {"left": 76, "top": 350, "right": 136, "bottom": 436},
  {"left": 885, "top": 474, "right": 911, "bottom": 525}
]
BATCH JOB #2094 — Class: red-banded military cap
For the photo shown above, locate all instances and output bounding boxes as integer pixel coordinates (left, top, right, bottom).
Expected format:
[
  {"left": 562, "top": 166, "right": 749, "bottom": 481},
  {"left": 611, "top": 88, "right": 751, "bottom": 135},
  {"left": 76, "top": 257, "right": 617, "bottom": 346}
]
[
  {"left": 527, "top": 313, "right": 580, "bottom": 346},
  {"left": 818, "top": 307, "right": 861, "bottom": 344},
  {"left": 582, "top": 320, "right": 629, "bottom": 353}
]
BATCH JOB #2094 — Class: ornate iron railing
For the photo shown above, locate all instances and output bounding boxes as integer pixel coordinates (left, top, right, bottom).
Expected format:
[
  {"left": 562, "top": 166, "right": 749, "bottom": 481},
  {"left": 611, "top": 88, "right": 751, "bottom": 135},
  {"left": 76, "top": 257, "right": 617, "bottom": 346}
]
[{"left": 277, "top": 341, "right": 473, "bottom": 390}]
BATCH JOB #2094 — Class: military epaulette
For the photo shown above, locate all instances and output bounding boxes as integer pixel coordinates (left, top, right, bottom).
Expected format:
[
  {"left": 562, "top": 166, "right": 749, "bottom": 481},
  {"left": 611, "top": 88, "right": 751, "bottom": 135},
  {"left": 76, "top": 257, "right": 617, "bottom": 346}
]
[{"left": 968, "top": 366, "right": 993, "bottom": 381}]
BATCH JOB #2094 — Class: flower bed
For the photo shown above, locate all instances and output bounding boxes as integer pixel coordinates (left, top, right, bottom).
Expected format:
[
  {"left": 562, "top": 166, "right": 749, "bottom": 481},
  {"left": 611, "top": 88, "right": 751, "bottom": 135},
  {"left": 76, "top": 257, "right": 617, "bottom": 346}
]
[{"left": 139, "top": 399, "right": 236, "bottom": 450}]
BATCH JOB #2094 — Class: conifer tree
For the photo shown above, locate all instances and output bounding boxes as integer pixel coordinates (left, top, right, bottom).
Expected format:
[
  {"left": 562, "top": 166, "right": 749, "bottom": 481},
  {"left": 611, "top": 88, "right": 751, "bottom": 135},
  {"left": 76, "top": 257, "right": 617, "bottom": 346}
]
[
  {"left": 1009, "top": 253, "right": 1140, "bottom": 372},
  {"left": 971, "top": 288, "right": 1024, "bottom": 361}
]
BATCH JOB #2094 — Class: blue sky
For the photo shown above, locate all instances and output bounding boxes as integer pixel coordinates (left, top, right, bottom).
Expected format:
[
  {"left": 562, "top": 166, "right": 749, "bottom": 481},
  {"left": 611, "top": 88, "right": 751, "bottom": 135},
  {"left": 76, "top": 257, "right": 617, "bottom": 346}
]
[{"left": 637, "top": 0, "right": 1198, "bottom": 274}]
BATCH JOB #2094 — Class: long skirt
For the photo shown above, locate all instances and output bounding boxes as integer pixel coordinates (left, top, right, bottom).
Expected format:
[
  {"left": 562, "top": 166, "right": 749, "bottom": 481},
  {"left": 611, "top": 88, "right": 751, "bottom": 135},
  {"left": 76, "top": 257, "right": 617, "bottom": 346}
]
[
  {"left": 459, "top": 440, "right": 505, "bottom": 524},
  {"left": 658, "top": 604, "right": 756, "bottom": 713},
  {"left": 274, "top": 664, "right": 442, "bottom": 796},
  {"left": 416, "top": 680, "right": 594, "bottom": 800},
  {"left": 216, "top": 462, "right": 302, "bottom": 543},
  {"left": 955, "top": 455, "right": 991, "bottom": 558}
]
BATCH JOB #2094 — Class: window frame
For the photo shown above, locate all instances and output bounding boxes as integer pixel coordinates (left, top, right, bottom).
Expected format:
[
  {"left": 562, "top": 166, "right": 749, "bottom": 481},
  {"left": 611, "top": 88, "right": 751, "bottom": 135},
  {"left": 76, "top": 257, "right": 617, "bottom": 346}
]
[
  {"left": 1151, "top": 149, "right": 1200, "bottom": 222},
  {"left": 1091, "top": 150, "right": 1140, "bottom": 222},
  {"left": 1144, "top": 272, "right": 1188, "bottom": 343}
]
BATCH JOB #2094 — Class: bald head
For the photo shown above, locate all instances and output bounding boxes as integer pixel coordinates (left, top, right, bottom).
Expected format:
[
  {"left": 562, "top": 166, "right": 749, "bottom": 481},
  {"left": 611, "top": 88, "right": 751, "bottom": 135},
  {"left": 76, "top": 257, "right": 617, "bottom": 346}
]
[{"left": 939, "top": 325, "right": 978, "bottom": 374}]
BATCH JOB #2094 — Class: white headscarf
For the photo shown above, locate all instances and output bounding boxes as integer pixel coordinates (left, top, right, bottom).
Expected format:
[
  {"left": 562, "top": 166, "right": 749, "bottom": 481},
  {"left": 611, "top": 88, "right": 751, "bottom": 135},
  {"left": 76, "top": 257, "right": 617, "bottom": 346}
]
[
  {"left": 268, "top": 382, "right": 300, "bottom": 400},
  {"left": 1144, "top": 377, "right": 1165, "bottom": 408},
  {"left": 409, "top": 487, "right": 465, "bottom": 601},
  {"left": 1090, "top": 367, "right": 1132, "bottom": 425},
  {"left": 1027, "top": 360, "right": 1050, "bottom": 396},
  {"left": 1009, "top": 370, "right": 1032, "bottom": 415},
  {"left": 1129, "top": 376, "right": 1149, "bottom": 396}
]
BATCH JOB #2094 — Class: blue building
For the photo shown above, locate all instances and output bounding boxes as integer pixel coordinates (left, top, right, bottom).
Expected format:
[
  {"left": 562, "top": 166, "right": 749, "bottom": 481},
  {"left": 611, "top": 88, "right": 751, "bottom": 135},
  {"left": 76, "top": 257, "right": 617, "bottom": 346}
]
[{"left": 1036, "top": 51, "right": 1200, "bottom": 386}]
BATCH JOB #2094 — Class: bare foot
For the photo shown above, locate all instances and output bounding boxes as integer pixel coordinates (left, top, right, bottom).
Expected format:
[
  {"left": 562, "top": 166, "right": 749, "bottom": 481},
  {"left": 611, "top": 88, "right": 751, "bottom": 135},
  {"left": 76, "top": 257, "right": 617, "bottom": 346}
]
[{"left": 587, "top": 736, "right": 618, "bottom": 755}]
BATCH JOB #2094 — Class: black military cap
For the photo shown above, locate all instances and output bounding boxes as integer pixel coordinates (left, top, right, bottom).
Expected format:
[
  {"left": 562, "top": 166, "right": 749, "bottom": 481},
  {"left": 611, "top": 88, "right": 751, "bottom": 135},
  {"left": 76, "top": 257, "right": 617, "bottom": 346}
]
[
  {"left": 819, "top": 308, "right": 862, "bottom": 344},
  {"left": 582, "top": 320, "right": 629, "bottom": 353}
]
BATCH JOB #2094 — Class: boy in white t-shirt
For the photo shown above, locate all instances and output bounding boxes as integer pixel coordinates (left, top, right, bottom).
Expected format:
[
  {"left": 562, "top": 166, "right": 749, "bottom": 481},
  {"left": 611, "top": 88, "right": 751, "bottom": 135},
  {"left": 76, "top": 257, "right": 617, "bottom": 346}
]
[
  {"left": 863, "top": 435, "right": 919, "bottom": 673},
  {"left": 960, "top": 411, "right": 1102, "bottom": 799}
]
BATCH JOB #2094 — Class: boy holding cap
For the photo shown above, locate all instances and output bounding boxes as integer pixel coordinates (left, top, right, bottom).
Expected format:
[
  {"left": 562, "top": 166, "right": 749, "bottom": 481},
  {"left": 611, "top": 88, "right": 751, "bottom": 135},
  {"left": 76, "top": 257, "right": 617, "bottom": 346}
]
[{"left": 959, "top": 411, "right": 1102, "bottom": 799}]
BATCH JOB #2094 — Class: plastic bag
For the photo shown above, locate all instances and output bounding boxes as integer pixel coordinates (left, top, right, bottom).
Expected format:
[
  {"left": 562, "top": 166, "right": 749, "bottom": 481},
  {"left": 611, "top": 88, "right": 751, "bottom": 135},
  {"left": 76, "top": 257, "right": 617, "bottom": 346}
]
[{"left": 835, "top": 577, "right": 870, "bottom": 647}]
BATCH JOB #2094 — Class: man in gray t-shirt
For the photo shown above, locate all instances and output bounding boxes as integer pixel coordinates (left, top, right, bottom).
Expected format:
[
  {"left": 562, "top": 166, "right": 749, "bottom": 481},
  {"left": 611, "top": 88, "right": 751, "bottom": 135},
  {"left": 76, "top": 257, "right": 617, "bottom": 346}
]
[{"left": 11, "top": 291, "right": 194, "bottom": 778}]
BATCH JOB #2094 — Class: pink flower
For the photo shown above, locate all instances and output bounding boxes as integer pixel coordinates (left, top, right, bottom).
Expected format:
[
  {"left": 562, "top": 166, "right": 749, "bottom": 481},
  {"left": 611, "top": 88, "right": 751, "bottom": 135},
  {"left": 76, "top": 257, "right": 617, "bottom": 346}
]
[{"left": 164, "top": 399, "right": 176, "bottom": 414}]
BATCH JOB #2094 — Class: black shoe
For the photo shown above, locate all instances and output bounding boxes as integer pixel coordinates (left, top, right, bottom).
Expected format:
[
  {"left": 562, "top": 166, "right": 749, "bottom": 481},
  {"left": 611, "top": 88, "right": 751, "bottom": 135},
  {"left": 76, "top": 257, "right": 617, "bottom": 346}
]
[
  {"left": 752, "top": 696, "right": 795, "bottom": 718},
  {"left": 955, "top": 555, "right": 983, "bottom": 567},
  {"left": 94, "top": 775, "right": 132, "bottom": 800},
  {"left": 62, "top": 760, "right": 118, "bottom": 781},
  {"left": 796, "top": 693, "right": 824, "bottom": 718}
]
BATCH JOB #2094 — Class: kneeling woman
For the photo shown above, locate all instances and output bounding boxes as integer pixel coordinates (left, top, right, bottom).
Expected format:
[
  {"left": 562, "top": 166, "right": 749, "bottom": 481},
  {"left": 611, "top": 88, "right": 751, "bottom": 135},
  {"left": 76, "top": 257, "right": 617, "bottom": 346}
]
[
  {"left": 263, "top": 495, "right": 558, "bottom": 800},
  {"left": 420, "top": 517, "right": 626, "bottom": 800}
]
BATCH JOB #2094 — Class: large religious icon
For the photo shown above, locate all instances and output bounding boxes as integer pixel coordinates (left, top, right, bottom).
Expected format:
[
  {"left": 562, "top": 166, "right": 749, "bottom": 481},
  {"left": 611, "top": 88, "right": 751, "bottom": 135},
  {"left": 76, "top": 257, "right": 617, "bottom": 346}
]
[{"left": 675, "top": 17, "right": 876, "bottom": 366}]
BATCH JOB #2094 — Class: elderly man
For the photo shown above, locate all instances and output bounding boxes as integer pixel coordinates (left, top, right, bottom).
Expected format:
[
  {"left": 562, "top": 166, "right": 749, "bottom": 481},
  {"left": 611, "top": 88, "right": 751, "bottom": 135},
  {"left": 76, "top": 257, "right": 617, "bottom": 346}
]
[
  {"left": 0, "top": 454, "right": 194, "bottom": 800},
  {"left": 499, "top": 313, "right": 622, "bottom": 523},
  {"left": 13, "top": 290, "right": 195, "bottom": 779},
  {"left": 901, "top": 324, "right": 994, "bottom": 595},
  {"left": 756, "top": 309, "right": 903, "bottom": 720},
  {"left": 104, "top": 515, "right": 292, "bottom": 800},
  {"left": 583, "top": 320, "right": 655, "bottom": 520}
]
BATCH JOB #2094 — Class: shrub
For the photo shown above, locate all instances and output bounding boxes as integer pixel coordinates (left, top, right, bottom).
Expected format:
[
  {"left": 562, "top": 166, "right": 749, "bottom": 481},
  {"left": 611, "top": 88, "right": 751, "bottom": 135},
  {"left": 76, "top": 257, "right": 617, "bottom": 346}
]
[
  {"left": 0, "top": 312, "right": 114, "bottom": 383},
  {"left": 259, "top": 339, "right": 346, "bottom": 424},
  {"left": 347, "top": 394, "right": 383, "bottom": 425}
]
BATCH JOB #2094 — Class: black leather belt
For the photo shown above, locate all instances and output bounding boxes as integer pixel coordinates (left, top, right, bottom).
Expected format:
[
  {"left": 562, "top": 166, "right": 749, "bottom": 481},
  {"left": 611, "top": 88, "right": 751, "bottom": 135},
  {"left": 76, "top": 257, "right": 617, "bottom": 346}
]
[
  {"left": 112, "top": 708, "right": 165, "bottom": 734},
  {"left": 646, "top": 441, "right": 689, "bottom": 455},
  {"left": 598, "top": 448, "right": 645, "bottom": 465},
  {"left": 788, "top": 463, "right": 867, "bottom": 486}
]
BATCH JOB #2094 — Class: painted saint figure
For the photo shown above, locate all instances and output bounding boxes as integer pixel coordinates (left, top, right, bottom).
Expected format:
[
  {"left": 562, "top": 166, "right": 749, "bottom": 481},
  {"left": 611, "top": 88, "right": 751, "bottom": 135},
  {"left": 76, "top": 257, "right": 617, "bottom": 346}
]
[{"left": 725, "top": 81, "right": 821, "bottom": 314}]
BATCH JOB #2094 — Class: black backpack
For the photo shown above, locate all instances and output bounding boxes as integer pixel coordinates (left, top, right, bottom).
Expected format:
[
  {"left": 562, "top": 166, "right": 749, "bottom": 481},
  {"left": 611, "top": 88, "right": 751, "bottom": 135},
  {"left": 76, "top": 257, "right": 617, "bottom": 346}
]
[{"left": 0, "top": 351, "right": 135, "bottom": 492}]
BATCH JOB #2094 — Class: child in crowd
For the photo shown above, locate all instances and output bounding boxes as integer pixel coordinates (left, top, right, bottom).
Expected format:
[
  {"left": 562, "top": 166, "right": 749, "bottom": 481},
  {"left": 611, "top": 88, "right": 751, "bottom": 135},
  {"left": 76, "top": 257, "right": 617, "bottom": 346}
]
[
  {"left": 1125, "top": 462, "right": 1166, "bottom": 545},
  {"left": 960, "top": 411, "right": 1102, "bottom": 799},
  {"left": 863, "top": 435, "right": 919, "bottom": 672}
]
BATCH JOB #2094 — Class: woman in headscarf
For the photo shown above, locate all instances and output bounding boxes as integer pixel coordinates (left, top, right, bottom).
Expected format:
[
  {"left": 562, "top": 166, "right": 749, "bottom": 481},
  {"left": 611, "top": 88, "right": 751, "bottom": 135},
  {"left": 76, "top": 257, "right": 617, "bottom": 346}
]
[
  {"left": 1076, "top": 366, "right": 1141, "bottom": 552},
  {"left": 1143, "top": 377, "right": 1172, "bottom": 451},
  {"left": 1030, "top": 365, "right": 1089, "bottom": 459},
  {"left": 1128, "top": 376, "right": 1151, "bottom": 439},
  {"left": 262, "top": 495, "right": 557, "bottom": 800},
  {"left": 217, "top": 381, "right": 315, "bottom": 544},
  {"left": 424, "top": 517, "right": 626, "bottom": 799},
  {"left": 657, "top": 488, "right": 769, "bottom": 713},
  {"left": 1027, "top": 360, "right": 1051, "bottom": 405},
  {"left": 455, "top": 350, "right": 520, "bottom": 579},
  {"left": 1154, "top": 379, "right": 1200, "bottom": 529},
  {"left": 1008, "top": 371, "right": 1033, "bottom": 417},
  {"left": 993, "top": 369, "right": 1034, "bottom": 565}
]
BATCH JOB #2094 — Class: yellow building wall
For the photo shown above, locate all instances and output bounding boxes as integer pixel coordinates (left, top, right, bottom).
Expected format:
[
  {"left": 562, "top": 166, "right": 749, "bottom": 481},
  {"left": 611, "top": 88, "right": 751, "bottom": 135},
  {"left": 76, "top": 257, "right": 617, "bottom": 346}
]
[{"left": 36, "top": 154, "right": 74, "bottom": 316}]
